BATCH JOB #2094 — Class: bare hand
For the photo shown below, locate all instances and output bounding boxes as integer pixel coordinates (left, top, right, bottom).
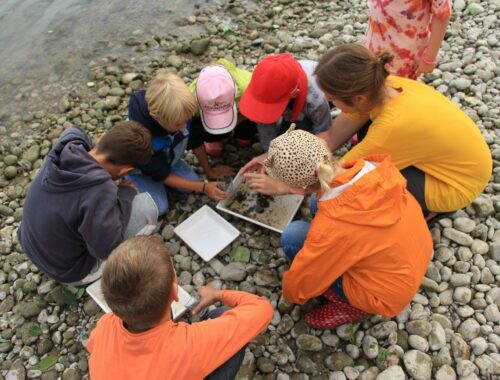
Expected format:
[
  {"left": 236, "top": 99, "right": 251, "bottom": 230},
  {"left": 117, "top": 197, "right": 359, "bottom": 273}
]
[
  {"left": 243, "top": 172, "right": 290, "bottom": 195},
  {"left": 241, "top": 153, "right": 268, "bottom": 174},
  {"left": 415, "top": 57, "right": 436, "bottom": 77},
  {"left": 206, "top": 165, "right": 235, "bottom": 180},
  {"left": 192, "top": 287, "right": 222, "bottom": 316},
  {"left": 120, "top": 179, "right": 139, "bottom": 193},
  {"left": 204, "top": 182, "right": 228, "bottom": 201}
]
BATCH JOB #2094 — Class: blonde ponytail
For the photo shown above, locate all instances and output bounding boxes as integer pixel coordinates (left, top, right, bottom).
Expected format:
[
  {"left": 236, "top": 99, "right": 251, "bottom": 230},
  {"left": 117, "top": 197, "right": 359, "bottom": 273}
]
[{"left": 316, "top": 161, "right": 334, "bottom": 193}]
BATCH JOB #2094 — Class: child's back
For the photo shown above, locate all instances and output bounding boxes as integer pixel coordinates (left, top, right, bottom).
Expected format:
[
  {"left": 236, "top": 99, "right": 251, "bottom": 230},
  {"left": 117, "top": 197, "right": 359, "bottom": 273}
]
[
  {"left": 88, "top": 290, "right": 272, "bottom": 380},
  {"left": 87, "top": 236, "right": 273, "bottom": 380}
]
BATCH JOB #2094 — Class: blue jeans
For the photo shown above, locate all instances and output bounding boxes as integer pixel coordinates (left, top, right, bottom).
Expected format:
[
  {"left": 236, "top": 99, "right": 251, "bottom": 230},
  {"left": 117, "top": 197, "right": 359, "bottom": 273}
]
[
  {"left": 204, "top": 307, "right": 246, "bottom": 380},
  {"left": 281, "top": 195, "right": 347, "bottom": 301},
  {"left": 126, "top": 160, "right": 199, "bottom": 215}
]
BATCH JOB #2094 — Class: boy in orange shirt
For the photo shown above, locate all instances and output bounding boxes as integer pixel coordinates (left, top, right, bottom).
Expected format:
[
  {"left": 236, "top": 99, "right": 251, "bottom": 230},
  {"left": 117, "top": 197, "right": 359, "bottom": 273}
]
[{"left": 87, "top": 236, "right": 273, "bottom": 380}]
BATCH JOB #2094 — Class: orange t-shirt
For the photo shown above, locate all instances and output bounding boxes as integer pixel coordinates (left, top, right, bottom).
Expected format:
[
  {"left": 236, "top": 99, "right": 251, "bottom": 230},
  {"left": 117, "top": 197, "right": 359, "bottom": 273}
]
[
  {"left": 282, "top": 155, "right": 433, "bottom": 317},
  {"left": 87, "top": 291, "right": 273, "bottom": 380}
]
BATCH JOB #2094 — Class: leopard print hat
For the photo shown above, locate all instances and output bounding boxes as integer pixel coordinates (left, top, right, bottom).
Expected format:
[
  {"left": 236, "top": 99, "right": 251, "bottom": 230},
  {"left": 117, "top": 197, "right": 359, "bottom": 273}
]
[{"left": 264, "top": 125, "right": 333, "bottom": 188}]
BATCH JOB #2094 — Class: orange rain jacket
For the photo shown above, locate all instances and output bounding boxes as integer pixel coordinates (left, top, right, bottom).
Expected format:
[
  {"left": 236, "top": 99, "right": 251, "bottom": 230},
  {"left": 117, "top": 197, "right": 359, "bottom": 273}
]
[{"left": 282, "top": 155, "right": 433, "bottom": 317}]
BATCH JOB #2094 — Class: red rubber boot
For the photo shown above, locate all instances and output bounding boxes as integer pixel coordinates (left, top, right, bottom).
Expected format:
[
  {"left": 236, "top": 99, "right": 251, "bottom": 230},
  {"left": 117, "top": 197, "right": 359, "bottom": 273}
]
[{"left": 304, "top": 291, "right": 368, "bottom": 329}]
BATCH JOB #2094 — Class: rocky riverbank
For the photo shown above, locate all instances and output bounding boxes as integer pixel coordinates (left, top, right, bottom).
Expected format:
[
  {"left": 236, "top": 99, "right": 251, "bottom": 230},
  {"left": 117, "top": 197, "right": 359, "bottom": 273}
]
[{"left": 0, "top": 0, "right": 499, "bottom": 379}]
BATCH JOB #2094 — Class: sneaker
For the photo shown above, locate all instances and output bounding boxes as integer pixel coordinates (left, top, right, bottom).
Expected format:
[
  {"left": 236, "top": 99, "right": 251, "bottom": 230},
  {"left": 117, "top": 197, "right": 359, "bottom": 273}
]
[
  {"left": 304, "top": 297, "right": 368, "bottom": 329},
  {"left": 235, "top": 138, "right": 252, "bottom": 148},
  {"left": 204, "top": 141, "right": 224, "bottom": 157}
]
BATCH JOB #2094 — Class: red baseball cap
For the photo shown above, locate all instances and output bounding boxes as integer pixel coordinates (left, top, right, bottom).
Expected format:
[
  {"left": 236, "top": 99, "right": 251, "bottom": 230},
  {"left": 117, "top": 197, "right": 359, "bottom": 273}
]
[{"left": 240, "top": 53, "right": 308, "bottom": 124}]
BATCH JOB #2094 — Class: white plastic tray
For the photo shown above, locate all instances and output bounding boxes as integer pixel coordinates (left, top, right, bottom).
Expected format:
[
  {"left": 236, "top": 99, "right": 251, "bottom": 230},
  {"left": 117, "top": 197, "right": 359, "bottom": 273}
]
[
  {"left": 86, "top": 279, "right": 191, "bottom": 321},
  {"left": 174, "top": 205, "right": 240, "bottom": 261},
  {"left": 217, "top": 171, "right": 304, "bottom": 234}
]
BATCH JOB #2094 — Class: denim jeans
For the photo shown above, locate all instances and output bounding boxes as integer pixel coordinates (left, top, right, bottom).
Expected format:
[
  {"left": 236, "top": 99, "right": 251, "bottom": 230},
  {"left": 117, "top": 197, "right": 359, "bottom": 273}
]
[
  {"left": 280, "top": 194, "right": 347, "bottom": 301},
  {"left": 126, "top": 159, "right": 199, "bottom": 215},
  {"left": 204, "top": 307, "right": 246, "bottom": 380}
]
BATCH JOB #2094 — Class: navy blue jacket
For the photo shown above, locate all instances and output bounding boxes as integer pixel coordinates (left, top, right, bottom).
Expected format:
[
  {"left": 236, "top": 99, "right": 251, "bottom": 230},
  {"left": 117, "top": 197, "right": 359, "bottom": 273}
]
[
  {"left": 17, "top": 127, "right": 136, "bottom": 283},
  {"left": 128, "top": 90, "right": 189, "bottom": 182}
]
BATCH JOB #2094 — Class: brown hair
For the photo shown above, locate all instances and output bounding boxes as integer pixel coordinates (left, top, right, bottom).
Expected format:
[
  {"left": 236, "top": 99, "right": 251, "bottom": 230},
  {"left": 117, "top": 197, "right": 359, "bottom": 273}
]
[
  {"left": 145, "top": 70, "right": 197, "bottom": 126},
  {"left": 95, "top": 120, "right": 152, "bottom": 167},
  {"left": 315, "top": 44, "right": 394, "bottom": 106},
  {"left": 102, "top": 236, "right": 175, "bottom": 330}
]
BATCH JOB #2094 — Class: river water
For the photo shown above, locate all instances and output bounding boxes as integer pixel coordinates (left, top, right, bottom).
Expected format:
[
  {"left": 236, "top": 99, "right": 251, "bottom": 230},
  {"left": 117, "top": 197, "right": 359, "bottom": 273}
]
[{"left": 0, "top": 0, "right": 203, "bottom": 118}]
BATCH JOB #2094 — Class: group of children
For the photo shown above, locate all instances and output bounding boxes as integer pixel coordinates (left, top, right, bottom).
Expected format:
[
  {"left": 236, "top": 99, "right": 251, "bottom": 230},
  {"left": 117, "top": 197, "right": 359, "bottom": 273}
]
[{"left": 16, "top": 1, "right": 494, "bottom": 379}]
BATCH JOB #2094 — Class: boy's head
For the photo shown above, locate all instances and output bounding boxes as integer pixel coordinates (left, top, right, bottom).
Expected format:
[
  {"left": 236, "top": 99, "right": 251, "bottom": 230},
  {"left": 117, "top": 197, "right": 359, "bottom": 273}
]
[
  {"left": 145, "top": 70, "right": 197, "bottom": 133},
  {"left": 196, "top": 64, "right": 237, "bottom": 135},
  {"left": 95, "top": 121, "right": 152, "bottom": 179},
  {"left": 240, "top": 53, "right": 307, "bottom": 124},
  {"left": 101, "top": 236, "right": 177, "bottom": 330}
]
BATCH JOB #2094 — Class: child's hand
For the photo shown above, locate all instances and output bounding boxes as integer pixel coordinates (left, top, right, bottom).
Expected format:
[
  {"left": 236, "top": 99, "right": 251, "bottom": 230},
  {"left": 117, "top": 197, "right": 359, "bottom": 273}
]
[
  {"left": 415, "top": 55, "right": 436, "bottom": 77},
  {"left": 204, "top": 182, "right": 228, "bottom": 201},
  {"left": 241, "top": 153, "right": 268, "bottom": 174},
  {"left": 206, "top": 165, "right": 235, "bottom": 180},
  {"left": 192, "top": 287, "right": 222, "bottom": 316},
  {"left": 243, "top": 172, "right": 289, "bottom": 195}
]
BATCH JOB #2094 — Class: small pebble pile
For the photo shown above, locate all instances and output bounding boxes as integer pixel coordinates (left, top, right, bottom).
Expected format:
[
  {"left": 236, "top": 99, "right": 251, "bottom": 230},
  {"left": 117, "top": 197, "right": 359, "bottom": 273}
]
[{"left": 0, "top": 0, "right": 499, "bottom": 379}]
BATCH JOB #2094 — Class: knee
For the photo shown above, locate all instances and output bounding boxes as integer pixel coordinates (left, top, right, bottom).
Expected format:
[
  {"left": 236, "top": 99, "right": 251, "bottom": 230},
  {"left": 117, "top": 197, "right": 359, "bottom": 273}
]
[{"left": 281, "top": 221, "right": 309, "bottom": 261}]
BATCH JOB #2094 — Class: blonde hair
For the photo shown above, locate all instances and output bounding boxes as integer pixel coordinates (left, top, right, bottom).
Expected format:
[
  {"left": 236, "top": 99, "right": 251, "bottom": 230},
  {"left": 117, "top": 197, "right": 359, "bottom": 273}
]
[
  {"left": 145, "top": 70, "right": 197, "bottom": 125},
  {"left": 102, "top": 236, "right": 174, "bottom": 330},
  {"left": 316, "top": 160, "right": 335, "bottom": 193}
]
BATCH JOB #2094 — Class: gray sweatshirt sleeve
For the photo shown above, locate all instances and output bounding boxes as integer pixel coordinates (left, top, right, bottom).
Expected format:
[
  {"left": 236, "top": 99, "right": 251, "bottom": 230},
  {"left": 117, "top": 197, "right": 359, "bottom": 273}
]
[{"left": 78, "top": 183, "right": 136, "bottom": 260}]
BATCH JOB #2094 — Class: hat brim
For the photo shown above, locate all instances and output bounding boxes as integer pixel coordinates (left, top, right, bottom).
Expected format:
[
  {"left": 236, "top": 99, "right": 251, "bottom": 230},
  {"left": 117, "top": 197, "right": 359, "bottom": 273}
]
[
  {"left": 200, "top": 103, "right": 237, "bottom": 135},
  {"left": 240, "top": 87, "right": 290, "bottom": 124}
]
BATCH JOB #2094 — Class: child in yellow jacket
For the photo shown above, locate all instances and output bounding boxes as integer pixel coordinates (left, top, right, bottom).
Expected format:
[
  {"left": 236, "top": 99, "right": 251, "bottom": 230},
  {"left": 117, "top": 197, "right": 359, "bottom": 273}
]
[{"left": 260, "top": 127, "right": 433, "bottom": 329}]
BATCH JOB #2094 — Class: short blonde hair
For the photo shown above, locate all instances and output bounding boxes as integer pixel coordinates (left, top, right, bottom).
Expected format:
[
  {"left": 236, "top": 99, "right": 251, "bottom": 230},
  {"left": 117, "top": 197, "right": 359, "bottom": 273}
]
[
  {"left": 145, "top": 70, "right": 197, "bottom": 125},
  {"left": 102, "top": 236, "right": 174, "bottom": 330}
]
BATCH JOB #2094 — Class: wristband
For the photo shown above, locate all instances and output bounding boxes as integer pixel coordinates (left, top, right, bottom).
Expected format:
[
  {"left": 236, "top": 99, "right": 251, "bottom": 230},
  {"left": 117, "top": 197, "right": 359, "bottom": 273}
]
[
  {"left": 419, "top": 49, "right": 437, "bottom": 66},
  {"left": 202, "top": 180, "right": 208, "bottom": 193}
]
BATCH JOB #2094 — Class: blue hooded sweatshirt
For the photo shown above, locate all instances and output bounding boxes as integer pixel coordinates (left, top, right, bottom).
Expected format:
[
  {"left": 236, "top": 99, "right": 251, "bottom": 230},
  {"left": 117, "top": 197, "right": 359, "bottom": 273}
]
[{"left": 17, "top": 127, "right": 136, "bottom": 283}]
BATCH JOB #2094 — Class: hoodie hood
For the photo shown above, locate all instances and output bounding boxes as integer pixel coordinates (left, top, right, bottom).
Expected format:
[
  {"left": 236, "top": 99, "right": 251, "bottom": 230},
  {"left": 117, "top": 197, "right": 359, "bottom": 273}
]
[
  {"left": 40, "top": 127, "right": 111, "bottom": 193},
  {"left": 318, "top": 155, "right": 407, "bottom": 227}
]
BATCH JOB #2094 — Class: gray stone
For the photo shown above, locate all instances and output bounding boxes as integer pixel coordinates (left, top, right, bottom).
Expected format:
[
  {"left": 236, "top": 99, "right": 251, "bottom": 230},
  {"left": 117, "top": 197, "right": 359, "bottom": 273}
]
[
  {"left": 453, "top": 287, "right": 472, "bottom": 303},
  {"left": 325, "top": 352, "right": 354, "bottom": 371},
  {"left": 467, "top": 3, "right": 485, "bottom": 15},
  {"left": 471, "top": 239, "right": 489, "bottom": 255},
  {"left": 375, "top": 366, "right": 405, "bottom": 380},
  {"left": 458, "top": 318, "right": 480, "bottom": 341},
  {"left": 296, "top": 356, "right": 317, "bottom": 373},
  {"left": 220, "top": 262, "right": 246, "bottom": 281},
  {"left": 406, "top": 320, "right": 432, "bottom": 337},
  {"left": 429, "top": 321, "right": 446, "bottom": 350},
  {"left": 4, "top": 166, "right": 18, "bottom": 179},
  {"left": 296, "top": 334, "right": 322, "bottom": 352},
  {"left": 470, "top": 337, "right": 488, "bottom": 355},
  {"left": 450, "top": 273, "right": 471, "bottom": 287},
  {"left": 161, "top": 224, "right": 175, "bottom": 241},
  {"left": 190, "top": 38, "right": 210, "bottom": 55},
  {"left": 230, "top": 246, "right": 250, "bottom": 263},
  {"left": 435, "top": 365, "right": 457, "bottom": 380},
  {"left": 489, "top": 241, "right": 500, "bottom": 261},
  {"left": 363, "top": 335, "right": 379, "bottom": 359},
  {"left": 256, "top": 357, "right": 275, "bottom": 373},
  {"left": 17, "top": 301, "right": 41, "bottom": 318},
  {"left": 403, "top": 350, "right": 433, "bottom": 380},
  {"left": 472, "top": 195, "right": 494, "bottom": 217},
  {"left": 22, "top": 145, "right": 40, "bottom": 163},
  {"left": 254, "top": 269, "right": 279, "bottom": 287},
  {"left": 369, "top": 321, "right": 397, "bottom": 339},
  {"left": 443, "top": 227, "right": 474, "bottom": 246},
  {"left": 484, "top": 304, "right": 500, "bottom": 322},
  {"left": 454, "top": 217, "right": 476, "bottom": 233}
]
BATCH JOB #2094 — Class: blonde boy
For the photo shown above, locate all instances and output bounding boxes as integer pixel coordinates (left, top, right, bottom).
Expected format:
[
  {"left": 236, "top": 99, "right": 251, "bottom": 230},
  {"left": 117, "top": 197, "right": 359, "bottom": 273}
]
[
  {"left": 87, "top": 236, "right": 273, "bottom": 380},
  {"left": 127, "top": 71, "right": 227, "bottom": 215}
]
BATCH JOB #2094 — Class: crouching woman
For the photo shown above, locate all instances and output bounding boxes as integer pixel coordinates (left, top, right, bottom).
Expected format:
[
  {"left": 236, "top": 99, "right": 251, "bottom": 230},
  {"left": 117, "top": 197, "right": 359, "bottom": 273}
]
[{"left": 260, "top": 127, "right": 434, "bottom": 328}]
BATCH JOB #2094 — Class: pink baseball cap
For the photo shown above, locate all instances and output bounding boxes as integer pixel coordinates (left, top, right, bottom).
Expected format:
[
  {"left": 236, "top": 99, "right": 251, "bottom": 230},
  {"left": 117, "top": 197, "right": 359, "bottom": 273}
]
[{"left": 196, "top": 65, "right": 237, "bottom": 135}]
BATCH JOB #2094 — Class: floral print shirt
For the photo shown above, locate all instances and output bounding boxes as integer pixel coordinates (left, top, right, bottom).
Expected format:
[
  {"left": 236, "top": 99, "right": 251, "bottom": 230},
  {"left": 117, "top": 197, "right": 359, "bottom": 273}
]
[{"left": 363, "top": 0, "right": 451, "bottom": 79}]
